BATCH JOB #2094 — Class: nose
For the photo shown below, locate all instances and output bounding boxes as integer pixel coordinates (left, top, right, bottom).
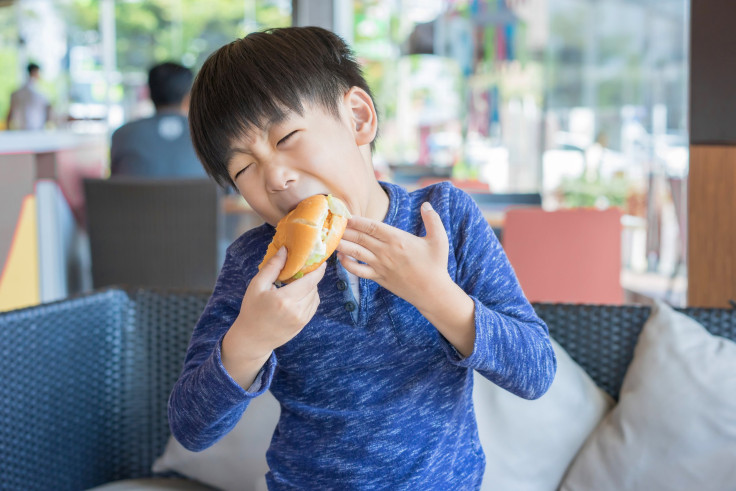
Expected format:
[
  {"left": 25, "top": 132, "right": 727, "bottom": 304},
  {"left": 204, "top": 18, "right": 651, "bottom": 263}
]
[{"left": 265, "top": 162, "right": 297, "bottom": 193}]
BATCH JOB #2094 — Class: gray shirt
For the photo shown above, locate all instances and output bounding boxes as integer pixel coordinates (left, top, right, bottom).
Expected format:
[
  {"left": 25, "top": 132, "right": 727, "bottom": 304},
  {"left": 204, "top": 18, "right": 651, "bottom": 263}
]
[{"left": 110, "top": 112, "right": 206, "bottom": 178}]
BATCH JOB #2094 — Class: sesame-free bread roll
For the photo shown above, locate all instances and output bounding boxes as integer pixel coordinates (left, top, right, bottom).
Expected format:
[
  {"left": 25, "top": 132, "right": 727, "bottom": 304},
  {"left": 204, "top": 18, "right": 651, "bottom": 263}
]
[{"left": 259, "top": 194, "right": 351, "bottom": 283}]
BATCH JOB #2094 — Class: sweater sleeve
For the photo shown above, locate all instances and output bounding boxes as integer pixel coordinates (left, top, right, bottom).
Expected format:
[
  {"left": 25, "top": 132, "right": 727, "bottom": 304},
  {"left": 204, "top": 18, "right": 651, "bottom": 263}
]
[
  {"left": 167, "top": 243, "right": 277, "bottom": 452},
  {"left": 436, "top": 185, "right": 556, "bottom": 400}
]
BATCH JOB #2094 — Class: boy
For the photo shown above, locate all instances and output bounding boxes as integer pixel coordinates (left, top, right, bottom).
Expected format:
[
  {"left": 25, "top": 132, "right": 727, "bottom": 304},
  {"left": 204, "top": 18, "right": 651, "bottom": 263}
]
[{"left": 170, "top": 27, "right": 556, "bottom": 489}]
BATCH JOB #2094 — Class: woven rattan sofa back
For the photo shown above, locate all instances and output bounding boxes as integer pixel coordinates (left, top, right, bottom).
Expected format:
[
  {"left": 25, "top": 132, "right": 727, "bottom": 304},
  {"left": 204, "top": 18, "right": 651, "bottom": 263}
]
[
  {"left": 0, "top": 289, "right": 734, "bottom": 491},
  {"left": 534, "top": 302, "right": 736, "bottom": 400}
]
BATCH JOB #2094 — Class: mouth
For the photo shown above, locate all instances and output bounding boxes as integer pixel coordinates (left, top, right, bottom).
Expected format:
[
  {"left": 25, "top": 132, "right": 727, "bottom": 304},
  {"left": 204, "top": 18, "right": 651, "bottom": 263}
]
[{"left": 285, "top": 193, "right": 329, "bottom": 214}]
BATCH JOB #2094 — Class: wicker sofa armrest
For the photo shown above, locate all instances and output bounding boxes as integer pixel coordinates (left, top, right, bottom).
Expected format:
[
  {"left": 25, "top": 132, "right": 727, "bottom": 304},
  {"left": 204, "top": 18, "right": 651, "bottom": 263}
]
[{"left": 0, "top": 288, "right": 209, "bottom": 491}]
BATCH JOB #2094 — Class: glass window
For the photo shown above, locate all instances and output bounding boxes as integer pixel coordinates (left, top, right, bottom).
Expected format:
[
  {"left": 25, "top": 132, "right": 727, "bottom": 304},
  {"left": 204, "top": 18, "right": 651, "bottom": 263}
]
[
  {"left": 352, "top": 0, "right": 689, "bottom": 302},
  {"left": 1, "top": 0, "right": 292, "bottom": 132}
]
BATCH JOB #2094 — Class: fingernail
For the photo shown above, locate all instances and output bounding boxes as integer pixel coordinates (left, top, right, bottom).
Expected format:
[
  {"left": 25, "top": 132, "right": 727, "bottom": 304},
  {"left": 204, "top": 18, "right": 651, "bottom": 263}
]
[{"left": 422, "top": 202, "right": 433, "bottom": 212}]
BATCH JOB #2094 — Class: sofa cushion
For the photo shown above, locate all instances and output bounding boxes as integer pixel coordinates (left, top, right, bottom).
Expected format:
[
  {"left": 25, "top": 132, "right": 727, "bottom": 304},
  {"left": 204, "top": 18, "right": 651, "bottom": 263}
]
[
  {"left": 474, "top": 338, "right": 613, "bottom": 491},
  {"left": 560, "top": 301, "right": 736, "bottom": 491},
  {"left": 88, "top": 478, "right": 215, "bottom": 490},
  {"left": 152, "top": 390, "right": 277, "bottom": 491}
]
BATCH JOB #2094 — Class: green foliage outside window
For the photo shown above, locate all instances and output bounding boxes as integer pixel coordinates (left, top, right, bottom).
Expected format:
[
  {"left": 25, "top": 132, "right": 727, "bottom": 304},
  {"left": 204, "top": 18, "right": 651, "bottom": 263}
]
[
  {"left": 63, "top": 0, "right": 290, "bottom": 72},
  {"left": 0, "top": 7, "right": 18, "bottom": 126},
  {"left": 559, "top": 173, "right": 630, "bottom": 209}
]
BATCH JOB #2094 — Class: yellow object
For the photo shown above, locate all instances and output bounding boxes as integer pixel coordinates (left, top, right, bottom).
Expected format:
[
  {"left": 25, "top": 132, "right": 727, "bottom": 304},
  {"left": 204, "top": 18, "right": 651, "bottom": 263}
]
[{"left": 0, "top": 195, "right": 40, "bottom": 311}]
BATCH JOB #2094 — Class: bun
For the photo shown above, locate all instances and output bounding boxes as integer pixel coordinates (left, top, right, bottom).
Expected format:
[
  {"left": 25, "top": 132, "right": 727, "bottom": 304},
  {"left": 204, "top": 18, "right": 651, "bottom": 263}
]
[{"left": 258, "top": 194, "right": 351, "bottom": 283}]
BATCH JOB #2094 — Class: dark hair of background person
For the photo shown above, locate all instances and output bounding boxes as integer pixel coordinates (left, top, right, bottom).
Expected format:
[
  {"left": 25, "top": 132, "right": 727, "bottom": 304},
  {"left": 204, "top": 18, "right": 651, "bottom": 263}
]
[
  {"left": 148, "top": 62, "right": 194, "bottom": 109},
  {"left": 27, "top": 62, "right": 40, "bottom": 76},
  {"left": 189, "top": 26, "right": 378, "bottom": 190}
]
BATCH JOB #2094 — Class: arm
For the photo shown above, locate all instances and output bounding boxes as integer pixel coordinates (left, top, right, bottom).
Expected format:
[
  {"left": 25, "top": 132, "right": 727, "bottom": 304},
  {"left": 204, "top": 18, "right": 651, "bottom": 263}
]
[
  {"left": 337, "top": 186, "right": 556, "bottom": 400},
  {"left": 109, "top": 128, "right": 122, "bottom": 175},
  {"left": 167, "top": 246, "right": 268, "bottom": 452},
  {"left": 221, "top": 246, "right": 326, "bottom": 387},
  {"left": 442, "top": 187, "right": 556, "bottom": 399},
  {"left": 168, "top": 244, "right": 326, "bottom": 451}
]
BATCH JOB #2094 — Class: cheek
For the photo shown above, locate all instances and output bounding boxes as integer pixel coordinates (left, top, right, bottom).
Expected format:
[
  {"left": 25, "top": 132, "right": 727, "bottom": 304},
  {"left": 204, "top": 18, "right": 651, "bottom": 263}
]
[
  {"left": 303, "top": 132, "right": 361, "bottom": 176},
  {"left": 236, "top": 183, "right": 277, "bottom": 225},
  {"left": 248, "top": 202, "right": 280, "bottom": 227},
  {"left": 307, "top": 120, "right": 355, "bottom": 156},
  {"left": 301, "top": 135, "right": 336, "bottom": 162}
]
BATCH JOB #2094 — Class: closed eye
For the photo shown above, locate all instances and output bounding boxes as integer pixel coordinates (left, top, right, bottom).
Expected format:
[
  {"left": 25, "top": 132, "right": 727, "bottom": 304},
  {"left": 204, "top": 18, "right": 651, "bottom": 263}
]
[
  {"left": 278, "top": 130, "right": 298, "bottom": 145},
  {"left": 233, "top": 163, "right": 252, "bottom": 181}
]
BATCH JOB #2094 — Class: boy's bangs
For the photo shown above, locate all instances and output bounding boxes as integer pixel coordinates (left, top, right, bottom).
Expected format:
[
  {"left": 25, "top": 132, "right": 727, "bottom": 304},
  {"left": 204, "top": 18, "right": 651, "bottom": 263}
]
[
  {"left": 228, "top": 92, "right": 305, "bottom": 144},
  {"left": 189, "top": 27, "right": 371, "bottom": 189}
]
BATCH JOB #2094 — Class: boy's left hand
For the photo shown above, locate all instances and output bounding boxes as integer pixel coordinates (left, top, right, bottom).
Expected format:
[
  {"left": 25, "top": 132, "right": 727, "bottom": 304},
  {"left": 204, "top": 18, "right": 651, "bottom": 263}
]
[{"left": 336, "top": 202, "right": 450, "bottom": 310}]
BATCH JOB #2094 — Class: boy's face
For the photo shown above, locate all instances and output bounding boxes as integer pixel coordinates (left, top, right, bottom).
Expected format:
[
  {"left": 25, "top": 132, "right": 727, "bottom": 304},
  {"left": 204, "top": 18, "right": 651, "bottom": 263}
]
[{"left": 226, "top": 89, "right": 381, "bottom": 227}]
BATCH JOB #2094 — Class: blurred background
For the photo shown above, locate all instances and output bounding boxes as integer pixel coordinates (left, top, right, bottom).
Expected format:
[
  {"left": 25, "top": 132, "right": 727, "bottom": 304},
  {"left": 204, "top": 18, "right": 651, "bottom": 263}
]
[{"left": 0, "top": 0, "right": 692, "bottom": 310}]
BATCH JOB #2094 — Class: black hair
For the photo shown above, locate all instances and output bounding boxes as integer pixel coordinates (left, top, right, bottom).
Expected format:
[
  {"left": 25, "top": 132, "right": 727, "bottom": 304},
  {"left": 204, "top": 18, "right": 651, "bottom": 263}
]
[
  {"left": 148, "top": 62, "right": 194, "bottom": 108},
  {"left": 189, "top": 26, "right": 377, "bottom": 189},
  {"left": 27, "top": 63, "right": 39, "bottom": 76}
]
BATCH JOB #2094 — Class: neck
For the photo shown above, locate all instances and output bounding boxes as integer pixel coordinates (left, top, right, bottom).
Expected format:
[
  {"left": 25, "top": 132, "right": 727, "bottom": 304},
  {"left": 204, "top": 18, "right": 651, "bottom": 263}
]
[
  {"left": 155, "top": 104, "right": 184, "bottom": 115},
  {"left": 363, "top": 178, "right": 390, "bottom": 222},
  {"left": 357, "top": 145, "right": 389, "bottom": 222}
]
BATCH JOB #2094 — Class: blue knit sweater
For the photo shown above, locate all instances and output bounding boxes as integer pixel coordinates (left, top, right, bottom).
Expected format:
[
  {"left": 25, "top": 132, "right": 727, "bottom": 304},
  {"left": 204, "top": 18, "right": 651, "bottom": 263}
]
[{"left": 169, "top": 181, "right": 557, "bottom": 489}]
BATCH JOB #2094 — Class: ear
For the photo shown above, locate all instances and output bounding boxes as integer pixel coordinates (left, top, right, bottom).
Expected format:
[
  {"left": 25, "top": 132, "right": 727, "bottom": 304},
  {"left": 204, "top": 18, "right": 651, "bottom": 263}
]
[{"left": 344, "top": 87, "right": 377, "bottom": 147}]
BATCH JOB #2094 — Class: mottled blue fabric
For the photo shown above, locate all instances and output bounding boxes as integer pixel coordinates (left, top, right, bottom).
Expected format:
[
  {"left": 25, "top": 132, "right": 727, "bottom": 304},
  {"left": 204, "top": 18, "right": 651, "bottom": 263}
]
[{"left": 169, "top": 181, "right": 556, "bottom": 490}]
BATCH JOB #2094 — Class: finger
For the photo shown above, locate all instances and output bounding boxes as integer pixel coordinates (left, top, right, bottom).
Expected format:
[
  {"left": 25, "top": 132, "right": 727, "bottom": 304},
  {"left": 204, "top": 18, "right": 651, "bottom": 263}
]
[
  {"left": 337, "top": 252, "right": 376, "bottom": 279},
  {"left": 341, "top": 227, "right": 384, "bottom": 252},
  {"left": 336, "top": 238, "right": 378, "bottom": 265},
  {"left": 346, "top": 216, "right": 392, "bottom": 243},
  {"left": 280, "top": 261, "right": 327, "bottom": 299},
  {"left": 254, "top": 246, "right": 288, "bottom": 289},
  {"left": 420, "top": 201, "right": 448, "bottom": 245}
]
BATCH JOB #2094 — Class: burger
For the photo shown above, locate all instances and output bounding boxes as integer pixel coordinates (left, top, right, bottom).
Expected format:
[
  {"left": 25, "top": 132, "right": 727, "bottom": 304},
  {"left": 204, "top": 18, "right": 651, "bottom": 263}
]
[{"left": 258, "top": 194, "right": 351, "bottom": 283}]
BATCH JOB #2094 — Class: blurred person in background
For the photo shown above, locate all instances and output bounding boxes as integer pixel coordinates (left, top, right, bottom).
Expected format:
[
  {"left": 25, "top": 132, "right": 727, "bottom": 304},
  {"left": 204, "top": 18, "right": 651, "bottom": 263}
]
[
  {"left": 110, "top": 62, "right": 206, "bottom": 178},
  {"left": 5, "top": 62, "right": 52, "bottom": 131}
]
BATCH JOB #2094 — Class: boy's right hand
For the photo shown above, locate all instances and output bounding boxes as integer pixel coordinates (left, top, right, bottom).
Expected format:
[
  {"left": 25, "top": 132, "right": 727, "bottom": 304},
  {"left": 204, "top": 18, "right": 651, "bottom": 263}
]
[{"left": 221, "top": 246, "right": 327, "bottom": 388}]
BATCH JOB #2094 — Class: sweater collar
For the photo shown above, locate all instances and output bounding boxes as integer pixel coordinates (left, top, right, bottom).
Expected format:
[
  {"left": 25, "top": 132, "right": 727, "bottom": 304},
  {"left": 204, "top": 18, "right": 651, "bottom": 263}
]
[{"left": 378, "top": 181, "right": 405, "bottom": 228}]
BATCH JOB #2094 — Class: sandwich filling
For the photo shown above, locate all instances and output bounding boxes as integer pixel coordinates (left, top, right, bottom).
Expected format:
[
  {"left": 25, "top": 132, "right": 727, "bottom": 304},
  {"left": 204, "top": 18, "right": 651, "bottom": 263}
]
[
  {"left": 304, "top": 210, "right": 329, "bottom": 268},
  {"left": 302, "top": 195, "right": 351, "bottom": 270}
]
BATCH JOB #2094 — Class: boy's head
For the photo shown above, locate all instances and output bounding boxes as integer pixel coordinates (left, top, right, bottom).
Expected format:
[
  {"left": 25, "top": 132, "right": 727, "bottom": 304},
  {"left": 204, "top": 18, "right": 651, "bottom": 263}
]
[
  {"left": 189, "top": 26, "right": 377, "bottom": 190},
  {"left": 148, "top": 62, "right": 194, "bottom": 111}
]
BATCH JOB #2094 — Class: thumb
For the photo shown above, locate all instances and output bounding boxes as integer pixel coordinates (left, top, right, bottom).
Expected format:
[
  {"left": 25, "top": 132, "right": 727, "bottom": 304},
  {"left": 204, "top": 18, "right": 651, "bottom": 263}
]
[
  {"left": 256, "top": 246, "right": 287, "bottom": 287},
  {"left": 420, "top": 202, "right": 448, "bottom": 246}
]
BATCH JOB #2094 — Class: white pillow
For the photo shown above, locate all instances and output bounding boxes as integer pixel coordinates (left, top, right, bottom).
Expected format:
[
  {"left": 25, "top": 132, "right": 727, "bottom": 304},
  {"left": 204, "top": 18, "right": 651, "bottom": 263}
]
[
  {"left": 560, "top": 301, "right": 736, "bottom": 491},
  {"left": 153, "top": 391, "right": 279, "bottom": 491},
  {"left": 474, "top": 337, "right": 613, "bottom": 491}
]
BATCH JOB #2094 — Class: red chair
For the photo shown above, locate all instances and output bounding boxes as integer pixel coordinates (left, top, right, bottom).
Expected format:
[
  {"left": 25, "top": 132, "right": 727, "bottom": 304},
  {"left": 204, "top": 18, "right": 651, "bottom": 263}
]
[{"left": 503, "top": 207, "right": 623, "bottom": 305}]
